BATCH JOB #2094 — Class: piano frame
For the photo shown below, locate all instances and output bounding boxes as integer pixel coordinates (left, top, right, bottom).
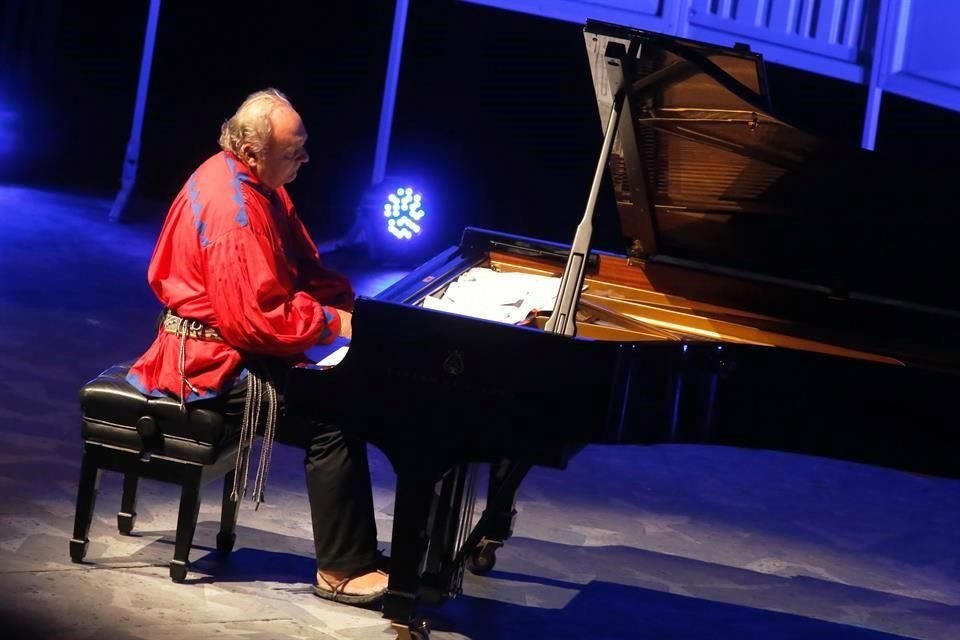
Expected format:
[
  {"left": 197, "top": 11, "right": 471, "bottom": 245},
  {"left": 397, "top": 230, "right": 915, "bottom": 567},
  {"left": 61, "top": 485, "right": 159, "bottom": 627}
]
[{"left": 287, "top": 21, "right": 960, "bottom": 640}]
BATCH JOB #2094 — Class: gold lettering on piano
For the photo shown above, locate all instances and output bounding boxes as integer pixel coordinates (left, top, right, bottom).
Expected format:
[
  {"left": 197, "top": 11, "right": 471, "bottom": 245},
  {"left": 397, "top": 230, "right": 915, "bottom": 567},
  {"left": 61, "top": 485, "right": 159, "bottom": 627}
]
[{"left": 383, "top": 366, "right": 510, "bottom": 400}]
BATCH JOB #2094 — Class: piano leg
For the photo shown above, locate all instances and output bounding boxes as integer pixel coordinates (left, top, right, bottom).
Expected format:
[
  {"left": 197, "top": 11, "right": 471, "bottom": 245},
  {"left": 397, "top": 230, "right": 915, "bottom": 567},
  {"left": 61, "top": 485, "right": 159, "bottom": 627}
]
[
  {"left": 385, "top": 463, "right": 530, "bottom": 638},
  {"left": 384, "top": 469, "right": 442, "bottom": 639},
  {"left": 462, "top": 461, "right": 531, "bottom": 576}
]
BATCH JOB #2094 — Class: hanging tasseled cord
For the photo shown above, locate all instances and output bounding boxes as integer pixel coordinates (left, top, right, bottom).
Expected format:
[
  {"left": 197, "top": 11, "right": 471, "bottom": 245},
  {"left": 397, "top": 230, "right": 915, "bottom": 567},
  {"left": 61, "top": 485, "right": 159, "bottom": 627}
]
[
  {"left": 229, "top": 364, "right": 279, "bottom": 510},
  {"left": 173, "top": 313, "right": 277, "bottom": 507},
  {"left": 177, "top": 320, "right": 201, "bottom": 413},
  {"left": 230, "top": 371, "right": 258, "bottom": 502},
  {"left": 250, "top": 367, "right": 278, "bottom": 509}
]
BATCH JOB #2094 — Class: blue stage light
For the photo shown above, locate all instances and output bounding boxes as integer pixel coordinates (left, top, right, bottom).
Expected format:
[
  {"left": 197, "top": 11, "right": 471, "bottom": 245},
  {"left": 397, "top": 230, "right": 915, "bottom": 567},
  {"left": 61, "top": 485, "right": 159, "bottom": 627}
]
[
  {"left": 321, "top": 176, "right": 439, "bottom": 266},
  {"left": 382, "top": 185, "right": 426, "bottom": 241}
]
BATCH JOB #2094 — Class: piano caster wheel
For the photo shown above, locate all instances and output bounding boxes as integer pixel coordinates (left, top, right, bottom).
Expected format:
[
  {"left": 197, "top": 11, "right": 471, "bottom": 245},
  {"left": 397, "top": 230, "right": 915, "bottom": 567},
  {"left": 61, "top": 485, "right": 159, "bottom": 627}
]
[
  {"left": 117, "top": 511, "right": 136, "bottom": 535},
  {"left": 392, "top": 620, "right": 430, "bottom": 640},
  {"left": 467, "top": 540, "right": 501, "bottom": 576},
  {"left": 169, "top": 560, "right": 188, "bottom": 583}
]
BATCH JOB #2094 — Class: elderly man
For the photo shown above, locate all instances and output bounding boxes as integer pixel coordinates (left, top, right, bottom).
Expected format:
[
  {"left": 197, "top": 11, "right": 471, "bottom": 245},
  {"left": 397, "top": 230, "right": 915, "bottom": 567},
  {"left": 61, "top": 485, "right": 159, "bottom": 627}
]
[{"left": 126, "top": 88, "right": 387, "bottom": 604}]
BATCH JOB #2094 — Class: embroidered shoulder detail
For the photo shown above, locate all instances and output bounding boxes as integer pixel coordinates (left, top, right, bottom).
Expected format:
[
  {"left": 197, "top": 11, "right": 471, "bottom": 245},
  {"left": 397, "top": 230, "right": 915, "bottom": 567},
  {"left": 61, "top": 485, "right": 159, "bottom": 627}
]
[
  {"left": 187, "top": 173, "right": 211, "bottom": 248},
  {"left": 225, "top": 156, "right": 251, "bottom": 228}
]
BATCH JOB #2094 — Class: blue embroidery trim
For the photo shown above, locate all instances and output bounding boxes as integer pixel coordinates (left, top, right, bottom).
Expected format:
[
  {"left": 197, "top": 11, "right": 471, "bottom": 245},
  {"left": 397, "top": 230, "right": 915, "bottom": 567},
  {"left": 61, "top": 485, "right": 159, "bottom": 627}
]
[
  {"left": 126, "top": 370, "right": 244, "bottom": 403},
  {"left": 318, "top": 308, "right": 339, "bottom": 342},
  {"left": 225, "top": 156, "right": 250, "bottom": 228},
  {"left": 125, "top": 371, "right": 164, "bottom": 398},
  {"left": 187, "top": 174, "right": 211, "bottom": 248}
]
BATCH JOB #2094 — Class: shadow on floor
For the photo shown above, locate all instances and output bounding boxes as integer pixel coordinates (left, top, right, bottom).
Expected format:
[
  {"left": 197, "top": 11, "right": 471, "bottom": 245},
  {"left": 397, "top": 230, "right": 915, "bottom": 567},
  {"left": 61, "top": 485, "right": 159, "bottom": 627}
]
[
  {"left": 429, "top": 578, "right": 915, "bottom": 640},
  {"left": 96, "top": 529, "right": 952, "bottom": 640}
]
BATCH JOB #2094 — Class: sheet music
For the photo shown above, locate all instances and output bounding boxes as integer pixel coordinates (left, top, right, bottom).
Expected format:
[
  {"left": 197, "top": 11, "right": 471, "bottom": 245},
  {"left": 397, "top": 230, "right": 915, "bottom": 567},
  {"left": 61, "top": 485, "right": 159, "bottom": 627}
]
[{"left": 421, "top": 268, "right": 560, "bottom": 325}]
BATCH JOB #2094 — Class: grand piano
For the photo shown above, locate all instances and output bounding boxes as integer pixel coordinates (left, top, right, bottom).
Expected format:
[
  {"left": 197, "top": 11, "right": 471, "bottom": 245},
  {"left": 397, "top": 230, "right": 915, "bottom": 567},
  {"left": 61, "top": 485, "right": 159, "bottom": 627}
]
[{"left": 287, "top": 21, "right": 960, "bottom": 640}]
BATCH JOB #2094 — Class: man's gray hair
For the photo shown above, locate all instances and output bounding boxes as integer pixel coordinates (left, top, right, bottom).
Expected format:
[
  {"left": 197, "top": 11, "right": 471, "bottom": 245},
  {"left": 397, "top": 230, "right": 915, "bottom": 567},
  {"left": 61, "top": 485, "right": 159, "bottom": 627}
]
[{"left": 218, "top": 88, "right": 291, "bottom": 158}]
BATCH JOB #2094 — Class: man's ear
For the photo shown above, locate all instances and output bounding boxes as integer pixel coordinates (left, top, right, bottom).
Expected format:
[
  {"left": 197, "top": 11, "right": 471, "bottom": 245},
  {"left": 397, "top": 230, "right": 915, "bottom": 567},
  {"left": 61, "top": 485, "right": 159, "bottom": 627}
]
[{"left": 240, "top": 144, "right": 258, "bottom": 166}]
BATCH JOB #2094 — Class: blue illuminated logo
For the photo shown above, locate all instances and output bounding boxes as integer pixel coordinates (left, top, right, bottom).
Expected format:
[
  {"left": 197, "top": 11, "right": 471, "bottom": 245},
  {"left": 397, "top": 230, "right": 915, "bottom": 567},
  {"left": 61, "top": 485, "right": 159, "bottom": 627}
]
[{"left": 383, "top": 187, "right": 425, "bottom": 241}]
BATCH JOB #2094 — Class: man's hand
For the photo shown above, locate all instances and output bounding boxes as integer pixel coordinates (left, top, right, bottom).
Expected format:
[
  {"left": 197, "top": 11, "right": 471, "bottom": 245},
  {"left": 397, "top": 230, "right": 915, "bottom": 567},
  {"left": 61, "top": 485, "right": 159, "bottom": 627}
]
[{"left": 335, "top": 309, "right": 353, "bottom": 340}]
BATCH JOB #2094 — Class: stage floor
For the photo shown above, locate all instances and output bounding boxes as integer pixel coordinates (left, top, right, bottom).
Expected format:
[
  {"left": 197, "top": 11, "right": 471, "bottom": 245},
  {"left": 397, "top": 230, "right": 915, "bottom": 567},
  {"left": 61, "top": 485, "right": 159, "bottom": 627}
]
[{"left": 0, "top": 185, "right": 957, "bottom": 639}]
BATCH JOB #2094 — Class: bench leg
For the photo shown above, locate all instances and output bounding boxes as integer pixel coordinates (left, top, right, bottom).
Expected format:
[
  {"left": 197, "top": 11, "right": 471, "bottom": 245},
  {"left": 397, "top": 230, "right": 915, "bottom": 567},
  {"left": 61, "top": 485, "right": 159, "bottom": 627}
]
[
  {"left": 117, "top": 474, "right": 139, "bottom": 534},
  {"left": 71, "top": 449, "right": 101, "bottom": 563},
  {"left": 170, "top": 471, "right": 202, "bottom": 582},
  {"left": 216, "top": 469, "right": 238, "bottom": 556}
]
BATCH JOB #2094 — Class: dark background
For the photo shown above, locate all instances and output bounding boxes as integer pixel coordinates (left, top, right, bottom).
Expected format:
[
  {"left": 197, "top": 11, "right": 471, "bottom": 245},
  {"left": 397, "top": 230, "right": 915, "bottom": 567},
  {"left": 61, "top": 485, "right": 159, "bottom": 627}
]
[{"left": 2, "top": 0, "right": 959, "bottom": 255}]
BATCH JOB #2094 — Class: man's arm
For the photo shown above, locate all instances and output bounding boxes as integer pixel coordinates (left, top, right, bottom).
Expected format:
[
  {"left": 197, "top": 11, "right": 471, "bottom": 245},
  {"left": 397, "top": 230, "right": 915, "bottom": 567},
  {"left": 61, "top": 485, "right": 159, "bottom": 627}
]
[
  {"left": 283, "top": 200, "right": 357, "bottom": 311},
  {"left": 203, "top": 226, "right": 344, "bottom": 355}
]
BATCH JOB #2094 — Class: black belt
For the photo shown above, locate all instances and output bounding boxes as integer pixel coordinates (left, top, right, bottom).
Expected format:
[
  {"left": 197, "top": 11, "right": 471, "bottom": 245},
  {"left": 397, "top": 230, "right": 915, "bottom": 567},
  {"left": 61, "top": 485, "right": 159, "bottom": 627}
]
[{"left": 162, "top": 310, "right": 224, "bottom": 342}]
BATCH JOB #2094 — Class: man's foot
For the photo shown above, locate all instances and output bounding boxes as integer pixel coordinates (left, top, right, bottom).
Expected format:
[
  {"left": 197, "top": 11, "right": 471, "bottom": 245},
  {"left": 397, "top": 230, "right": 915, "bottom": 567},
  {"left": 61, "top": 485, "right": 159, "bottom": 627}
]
[{"left": 313, "top": 567, "right": 389, "bottom": 605}]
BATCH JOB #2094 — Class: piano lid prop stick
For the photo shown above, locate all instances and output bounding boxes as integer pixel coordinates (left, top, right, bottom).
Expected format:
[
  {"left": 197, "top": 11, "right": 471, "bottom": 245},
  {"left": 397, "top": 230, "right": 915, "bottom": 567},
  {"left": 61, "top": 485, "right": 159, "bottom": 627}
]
[{"left": 545, "top": 81, "right": 626, "bottom": 337}]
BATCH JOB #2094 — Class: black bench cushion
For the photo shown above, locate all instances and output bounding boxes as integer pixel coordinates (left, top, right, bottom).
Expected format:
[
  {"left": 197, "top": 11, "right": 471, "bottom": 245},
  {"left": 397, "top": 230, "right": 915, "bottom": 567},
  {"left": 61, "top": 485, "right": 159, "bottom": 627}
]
[{"left": 81, "top": 364, "right": 238, "bottom": 464}]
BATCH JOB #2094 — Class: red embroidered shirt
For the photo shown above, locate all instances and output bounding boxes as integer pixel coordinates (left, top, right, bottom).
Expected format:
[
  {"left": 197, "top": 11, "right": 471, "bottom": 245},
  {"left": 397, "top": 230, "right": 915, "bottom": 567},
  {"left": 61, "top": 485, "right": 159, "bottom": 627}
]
[{"left": 127, "top": 151, "right": 352, "bottom": 401}]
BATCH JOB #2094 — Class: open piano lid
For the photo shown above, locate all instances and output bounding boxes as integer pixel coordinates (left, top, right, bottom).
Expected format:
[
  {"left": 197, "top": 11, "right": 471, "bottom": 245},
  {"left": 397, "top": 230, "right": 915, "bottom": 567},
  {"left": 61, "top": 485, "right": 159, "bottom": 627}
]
[{"left": 583, "top": 21, "right": 959, "bottom": 316}]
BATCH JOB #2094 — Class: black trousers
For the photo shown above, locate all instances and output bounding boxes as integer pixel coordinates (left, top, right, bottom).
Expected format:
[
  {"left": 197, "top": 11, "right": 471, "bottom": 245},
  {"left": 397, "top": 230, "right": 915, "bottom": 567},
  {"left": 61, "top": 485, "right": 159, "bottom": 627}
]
[{"left": 199, "top": 362, "right": 379, "bottom": 572}]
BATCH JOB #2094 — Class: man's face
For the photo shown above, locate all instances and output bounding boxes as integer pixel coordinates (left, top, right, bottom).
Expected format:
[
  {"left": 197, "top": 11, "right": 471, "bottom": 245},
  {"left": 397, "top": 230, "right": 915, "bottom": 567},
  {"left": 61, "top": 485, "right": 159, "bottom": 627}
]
[{"left": 255, "top": 105, "right": 309, "bottom": 190}]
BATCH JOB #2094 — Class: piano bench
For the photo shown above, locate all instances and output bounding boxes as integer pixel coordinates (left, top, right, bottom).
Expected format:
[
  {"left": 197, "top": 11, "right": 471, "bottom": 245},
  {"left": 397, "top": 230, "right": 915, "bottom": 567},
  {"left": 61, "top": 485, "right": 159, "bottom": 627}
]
[{"left": 71, "top": 363, "right": 243, "bottom": 583}]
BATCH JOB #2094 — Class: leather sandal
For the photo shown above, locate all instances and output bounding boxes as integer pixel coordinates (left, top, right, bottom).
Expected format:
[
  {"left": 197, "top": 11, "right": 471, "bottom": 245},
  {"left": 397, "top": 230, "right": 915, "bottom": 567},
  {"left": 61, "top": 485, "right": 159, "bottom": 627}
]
[{"left": 312, "top": 568, "right": 388, "bottom": 605}]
